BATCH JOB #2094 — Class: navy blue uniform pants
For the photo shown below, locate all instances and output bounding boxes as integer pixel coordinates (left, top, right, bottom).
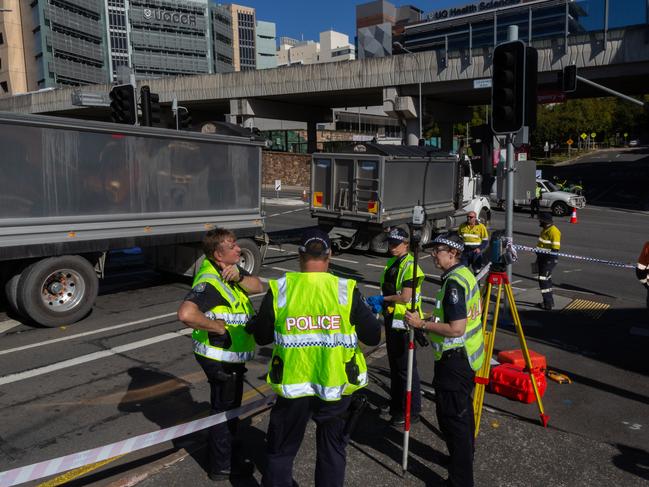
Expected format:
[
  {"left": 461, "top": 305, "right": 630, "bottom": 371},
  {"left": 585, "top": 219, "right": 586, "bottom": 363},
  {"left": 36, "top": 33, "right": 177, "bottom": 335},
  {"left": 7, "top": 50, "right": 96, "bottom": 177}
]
[
  {"left": 385, "top": 324, "right": 421, "bottom": 417},
  {"left": 196, "top": 356, "right": 245, "bottom": 474},
  {"left": 537, "top": 255, "right": 558, "bottom": 308},
  {"left": 433, "top": 350, "right": 476, "bottom": 487},
  {"left": 263, "top": 395, "right": 352, "bottom": 487},
  {"left": 461, "top": 248, "right": 483, "bottom": 274}
]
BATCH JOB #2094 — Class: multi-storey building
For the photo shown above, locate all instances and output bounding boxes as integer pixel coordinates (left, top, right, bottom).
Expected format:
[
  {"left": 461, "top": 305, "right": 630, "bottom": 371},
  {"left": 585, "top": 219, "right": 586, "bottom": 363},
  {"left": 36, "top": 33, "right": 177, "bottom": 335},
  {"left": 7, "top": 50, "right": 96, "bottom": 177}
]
[
  {"left": 0, "top": 0, "right": 28, "bottom": 96},
  {"left": 229, "top": 3, "right": 255, "bottom": 71},
  {"left": 277, "top": 30, "right": 354, "bottom": 67},
  {"left": 212, "top": 3, "right": 235, "bottom": 74},
  {"left": 255, "top": 20, "right": 276, "bottom": 70}
]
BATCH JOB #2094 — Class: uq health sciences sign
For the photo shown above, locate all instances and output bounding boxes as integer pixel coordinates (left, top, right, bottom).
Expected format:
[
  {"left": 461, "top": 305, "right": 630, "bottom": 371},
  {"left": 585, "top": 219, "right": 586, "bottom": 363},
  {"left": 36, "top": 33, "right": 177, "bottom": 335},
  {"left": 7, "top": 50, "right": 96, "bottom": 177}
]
[
  {"left": 426, "top": 0, "right": 522, "bottom": 21},
  {"left": 143, "top": 8, "right": 197, "bottom": 26}
]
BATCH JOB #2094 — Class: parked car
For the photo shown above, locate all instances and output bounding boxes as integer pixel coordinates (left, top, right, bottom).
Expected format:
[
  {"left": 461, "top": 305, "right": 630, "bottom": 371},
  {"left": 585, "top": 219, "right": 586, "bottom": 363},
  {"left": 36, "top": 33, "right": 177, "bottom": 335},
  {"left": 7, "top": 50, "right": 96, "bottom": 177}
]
[
  {"left": 629, "top": 139, "right": 639, "bottom": 147},
  {"left": 490, "top": 178, "right": 586, "bottom": 217}
]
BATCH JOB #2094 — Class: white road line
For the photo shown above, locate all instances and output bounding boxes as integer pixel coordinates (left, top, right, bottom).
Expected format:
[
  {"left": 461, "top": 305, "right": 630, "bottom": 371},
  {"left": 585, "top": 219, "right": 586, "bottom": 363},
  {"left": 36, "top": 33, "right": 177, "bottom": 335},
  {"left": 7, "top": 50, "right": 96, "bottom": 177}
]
[
  {"left": 630, "top": 327, "right": 649, "bottom": 337},
  {"left": 331, "top": 257, "right": 359, "bottom": 264},
  {"left": 512, "top": 280, "right": 522, "bottom": 284},
  {"left": 268, "top": 247, "right": 297, "bottom": 254},
  {"left": 0, "top": 329, "right": 193, "bottom": 386},
  {"left": 270, "top": 266, "right": 294, "bottom": 273},
  {"left": 366, "top": 263, "right": 384, "bottom": 268},
  {"left": 267, "top": 208, "right": 309, "bottom": 217},
  {"left": 0, "top": 312, "right": 178, "bottom": 358},
  {"left": 420, "top": 255, "right": 432, "bottom": 260},
  {"left": 0, "top": 319, "right": 22, "bottom": 334}
]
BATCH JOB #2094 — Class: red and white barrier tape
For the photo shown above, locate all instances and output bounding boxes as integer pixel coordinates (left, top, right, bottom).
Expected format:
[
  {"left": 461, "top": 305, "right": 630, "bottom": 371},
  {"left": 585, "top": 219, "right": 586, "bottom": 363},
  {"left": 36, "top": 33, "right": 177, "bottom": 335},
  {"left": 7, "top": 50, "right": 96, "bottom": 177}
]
[{"left": 0, "top": 395, "right": 276, "bottom": 487}]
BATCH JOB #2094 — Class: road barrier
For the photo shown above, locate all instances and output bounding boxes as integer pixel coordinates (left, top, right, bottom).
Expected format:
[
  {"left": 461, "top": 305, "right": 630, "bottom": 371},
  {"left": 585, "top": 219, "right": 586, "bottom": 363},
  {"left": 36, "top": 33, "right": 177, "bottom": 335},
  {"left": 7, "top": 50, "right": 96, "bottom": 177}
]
[
  {"left": 0, "top": 395, "right": 275, "bottom": 487},
  {"left": 512, "top": 244, "right": 635, "bottom": 269}
]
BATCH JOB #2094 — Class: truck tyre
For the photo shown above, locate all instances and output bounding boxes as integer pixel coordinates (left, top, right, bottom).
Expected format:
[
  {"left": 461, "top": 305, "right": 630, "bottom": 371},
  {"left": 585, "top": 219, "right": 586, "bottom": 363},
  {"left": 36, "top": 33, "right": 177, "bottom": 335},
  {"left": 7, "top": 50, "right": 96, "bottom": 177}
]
[
  {"left": 16, "top": 256, "right": 98, "bottom": 328},
  {"left": 551, "top": 201, "right": 569, "bottom": 217},
  {"left": 238, "top": 238, "right": 261, "bottom": 275},
  {"left": 419, "top": 222, "right": 433, "bottom": 246},
  {"left": 4, "top": 272, "right": 22, "bottom": 315}
]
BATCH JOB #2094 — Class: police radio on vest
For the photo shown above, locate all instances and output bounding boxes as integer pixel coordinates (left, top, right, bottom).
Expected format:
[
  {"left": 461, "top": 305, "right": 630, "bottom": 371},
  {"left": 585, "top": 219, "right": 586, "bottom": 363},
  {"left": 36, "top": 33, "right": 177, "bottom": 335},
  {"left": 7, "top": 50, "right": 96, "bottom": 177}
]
[{"left": 286, "top": 315, "right": 342, "bottom": 331}]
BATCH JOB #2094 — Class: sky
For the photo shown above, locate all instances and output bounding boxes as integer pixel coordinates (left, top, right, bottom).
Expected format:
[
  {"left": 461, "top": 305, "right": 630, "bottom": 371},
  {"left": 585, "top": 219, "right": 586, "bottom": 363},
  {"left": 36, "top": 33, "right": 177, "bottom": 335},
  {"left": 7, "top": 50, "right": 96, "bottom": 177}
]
[{"left": 233, "top": 1, "right": 462, "bottom": 43}]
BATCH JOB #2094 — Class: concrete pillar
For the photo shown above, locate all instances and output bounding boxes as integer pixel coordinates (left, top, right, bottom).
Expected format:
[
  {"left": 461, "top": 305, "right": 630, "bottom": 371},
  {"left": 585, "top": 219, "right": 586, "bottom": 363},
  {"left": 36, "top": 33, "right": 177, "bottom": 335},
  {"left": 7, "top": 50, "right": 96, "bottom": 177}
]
[
  {"left": 307, "top": 120, "right": 317, "bottom": 154},
  {"left": 440, "top": 122, "right": 454, "bottom": 152},
  {"left": 406, "top": 118, "right": 419, "bottom": 146},
  {"left": 242, "top": 116, "right": 254, "bottom": 129}
]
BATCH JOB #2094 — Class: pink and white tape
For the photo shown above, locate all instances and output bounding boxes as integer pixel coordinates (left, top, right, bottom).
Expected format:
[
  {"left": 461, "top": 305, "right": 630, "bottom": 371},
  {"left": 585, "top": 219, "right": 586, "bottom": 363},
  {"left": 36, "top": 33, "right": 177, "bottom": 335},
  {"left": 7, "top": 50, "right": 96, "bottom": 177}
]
[{"left": 0, "top": 395, "right": 276, "bottom": 487}]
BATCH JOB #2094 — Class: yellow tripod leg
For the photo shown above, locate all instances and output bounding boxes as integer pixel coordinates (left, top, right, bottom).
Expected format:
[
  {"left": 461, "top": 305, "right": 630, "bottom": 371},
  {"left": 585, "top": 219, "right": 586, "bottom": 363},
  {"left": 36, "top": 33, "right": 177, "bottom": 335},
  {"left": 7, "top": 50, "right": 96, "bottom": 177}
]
[
  {"left": 504, "top": 283, "right": 549, "bottom": 427},
  {"left": 473, "top": 282, "right": 503, "bottom": 437}
]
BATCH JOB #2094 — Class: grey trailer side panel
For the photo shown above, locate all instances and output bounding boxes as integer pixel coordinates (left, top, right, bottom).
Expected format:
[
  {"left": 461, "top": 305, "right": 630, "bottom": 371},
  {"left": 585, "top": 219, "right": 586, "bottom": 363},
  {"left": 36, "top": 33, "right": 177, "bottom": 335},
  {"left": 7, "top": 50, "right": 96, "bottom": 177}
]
[{"left": 382, "top": 159, "right": 456, "bottom": 211}]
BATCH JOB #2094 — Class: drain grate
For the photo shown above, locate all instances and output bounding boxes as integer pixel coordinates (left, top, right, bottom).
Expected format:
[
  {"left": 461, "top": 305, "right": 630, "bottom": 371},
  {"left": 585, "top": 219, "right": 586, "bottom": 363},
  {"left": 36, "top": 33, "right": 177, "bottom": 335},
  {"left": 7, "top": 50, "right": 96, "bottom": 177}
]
[{"left": 562, "top": 298, "right": 611, "bottom": 320}]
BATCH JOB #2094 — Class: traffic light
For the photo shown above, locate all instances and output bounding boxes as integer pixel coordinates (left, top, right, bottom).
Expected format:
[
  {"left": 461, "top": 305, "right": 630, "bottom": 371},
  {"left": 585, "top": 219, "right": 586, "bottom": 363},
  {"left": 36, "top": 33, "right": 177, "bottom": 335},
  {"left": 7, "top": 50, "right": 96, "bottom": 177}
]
[
  {"left": 109, "top": 84, "right": 137, "bottom": 125},
  {"left": 177, "top": 108, "right": 192, "bottom": 130},
  {"left": 525, "top": 46, "right": 538, "bottom": 129},
  {"left": 140, "top": 85, "right": 161, "bottom": 127},
  {"left": 561, "top": 65, "right": 577, "bottom": 93},
  {"left": 491, "top": 40, "right": 526, "bottom": 134}
]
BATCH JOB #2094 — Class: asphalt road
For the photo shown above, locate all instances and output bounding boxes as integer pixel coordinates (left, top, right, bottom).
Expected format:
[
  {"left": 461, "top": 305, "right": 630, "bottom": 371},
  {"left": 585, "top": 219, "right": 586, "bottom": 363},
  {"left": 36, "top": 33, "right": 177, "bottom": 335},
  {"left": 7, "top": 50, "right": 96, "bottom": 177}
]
[{"left": 0, "top": 159, "right": 648, "bottom": 486}]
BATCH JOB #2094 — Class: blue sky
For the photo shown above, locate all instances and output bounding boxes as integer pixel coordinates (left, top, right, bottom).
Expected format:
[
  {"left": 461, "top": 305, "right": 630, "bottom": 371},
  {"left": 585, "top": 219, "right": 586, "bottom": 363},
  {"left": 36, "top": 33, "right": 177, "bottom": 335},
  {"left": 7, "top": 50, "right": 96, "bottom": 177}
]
[{"left": 233, "top": 1, "right": 462, "bottom": 42}]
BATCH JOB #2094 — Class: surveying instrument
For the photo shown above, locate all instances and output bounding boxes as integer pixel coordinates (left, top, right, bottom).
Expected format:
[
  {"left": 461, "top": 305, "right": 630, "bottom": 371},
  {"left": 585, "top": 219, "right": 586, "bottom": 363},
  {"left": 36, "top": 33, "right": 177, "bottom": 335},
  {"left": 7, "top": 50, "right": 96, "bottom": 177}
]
[{"left": 472, "top": 236, "right": 549, "bottom": 436}]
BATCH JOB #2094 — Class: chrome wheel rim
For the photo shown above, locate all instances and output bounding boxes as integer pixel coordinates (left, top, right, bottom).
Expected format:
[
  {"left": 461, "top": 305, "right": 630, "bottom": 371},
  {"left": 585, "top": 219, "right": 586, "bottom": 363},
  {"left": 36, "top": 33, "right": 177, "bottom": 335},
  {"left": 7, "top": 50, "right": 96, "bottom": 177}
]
[{"left": 40, "top": 269, "right": 86, "bottom": 312}]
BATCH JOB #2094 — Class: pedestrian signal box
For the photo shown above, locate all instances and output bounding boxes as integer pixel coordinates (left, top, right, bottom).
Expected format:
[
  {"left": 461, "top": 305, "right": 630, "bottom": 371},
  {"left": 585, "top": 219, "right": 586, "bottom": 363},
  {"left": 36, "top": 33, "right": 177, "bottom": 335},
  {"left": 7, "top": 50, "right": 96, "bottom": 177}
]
[{"left": 491, "top": 40, "right": 526, "bottom": 134}]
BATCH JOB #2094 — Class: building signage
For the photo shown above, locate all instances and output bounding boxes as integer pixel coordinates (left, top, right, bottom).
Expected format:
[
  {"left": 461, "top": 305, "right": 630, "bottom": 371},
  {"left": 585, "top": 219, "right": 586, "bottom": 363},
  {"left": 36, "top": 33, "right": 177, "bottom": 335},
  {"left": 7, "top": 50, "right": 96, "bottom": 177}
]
[
  {"left": 473, "top": 78, "right": 492, "bottom": 89},
  {"left": 426, "top": 0, "right": 521, "bottom": 21},
  {"left": 143, "top": 8, "right": 196, "bottom": 26}
]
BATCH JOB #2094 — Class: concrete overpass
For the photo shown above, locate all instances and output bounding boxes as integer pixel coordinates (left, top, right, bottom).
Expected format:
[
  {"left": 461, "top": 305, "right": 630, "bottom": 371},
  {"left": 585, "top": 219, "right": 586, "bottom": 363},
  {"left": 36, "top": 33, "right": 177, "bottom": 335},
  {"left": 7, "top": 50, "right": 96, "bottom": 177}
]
[{"left": 1, "top": 25, "right": 648, "bottom": 150}]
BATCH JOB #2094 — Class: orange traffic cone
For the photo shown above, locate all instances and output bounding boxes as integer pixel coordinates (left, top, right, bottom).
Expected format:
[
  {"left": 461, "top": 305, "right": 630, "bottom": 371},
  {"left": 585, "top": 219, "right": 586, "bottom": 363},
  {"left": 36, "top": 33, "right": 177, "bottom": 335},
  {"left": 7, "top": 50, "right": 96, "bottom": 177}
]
[
  {"left": 569, "top": 207, "right": 578, "bottom": 224},
  {"left": 302, "top": 189, "right": 308, "bottom": 202}
]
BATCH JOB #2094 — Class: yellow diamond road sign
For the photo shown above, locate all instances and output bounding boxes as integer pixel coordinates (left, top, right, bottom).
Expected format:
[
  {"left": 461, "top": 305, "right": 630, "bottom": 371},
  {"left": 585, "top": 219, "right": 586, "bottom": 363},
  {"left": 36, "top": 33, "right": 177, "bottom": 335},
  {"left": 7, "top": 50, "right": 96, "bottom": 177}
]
[
  {"left": 580, "top": 133, "right": 587, "bottom": 140},
  {"left": 567, "top": 138, "right": 574, "bottom": 145}
]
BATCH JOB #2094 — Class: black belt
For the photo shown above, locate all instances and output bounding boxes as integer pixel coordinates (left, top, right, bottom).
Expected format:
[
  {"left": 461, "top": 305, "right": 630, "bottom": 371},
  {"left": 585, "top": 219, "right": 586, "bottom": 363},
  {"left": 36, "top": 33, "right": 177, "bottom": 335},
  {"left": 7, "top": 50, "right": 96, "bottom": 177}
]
[{"left": 440, "top": 348, "right": 467, "bottom": 360}]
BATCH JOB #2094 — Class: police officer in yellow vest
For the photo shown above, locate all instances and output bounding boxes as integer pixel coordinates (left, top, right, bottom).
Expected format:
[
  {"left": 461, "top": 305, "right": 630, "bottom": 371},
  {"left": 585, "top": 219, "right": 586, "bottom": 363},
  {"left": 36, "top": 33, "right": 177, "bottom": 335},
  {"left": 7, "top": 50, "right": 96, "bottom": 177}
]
[
  {"left": 405, "top": 232, "right": 484, "bottom": 487},
  {"left": 536, "top": 212, "right": 561, "bottom": 310},
  {"left": 246, "top": 228, "right": 380, "bottom": 487},
  {"left": 177, "top": 228, "right": 264, "bottom": 481},
  {"left": 367, "top": 227, "right": 424, "bottom": 425}
]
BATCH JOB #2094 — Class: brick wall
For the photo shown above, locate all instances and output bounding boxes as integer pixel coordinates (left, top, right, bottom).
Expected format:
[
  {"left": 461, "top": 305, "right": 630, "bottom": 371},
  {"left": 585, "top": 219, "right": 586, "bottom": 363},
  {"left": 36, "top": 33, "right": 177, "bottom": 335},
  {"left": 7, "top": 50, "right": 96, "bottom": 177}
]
[{"left": 262, "top": 151, "right": 311, "bottom": 187}]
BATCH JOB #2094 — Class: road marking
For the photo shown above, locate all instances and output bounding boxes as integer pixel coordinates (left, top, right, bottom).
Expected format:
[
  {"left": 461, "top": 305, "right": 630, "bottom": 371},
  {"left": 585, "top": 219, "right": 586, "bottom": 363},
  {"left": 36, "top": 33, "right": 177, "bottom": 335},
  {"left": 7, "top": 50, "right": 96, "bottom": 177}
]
[
  {"left": 0, "top": 312, "right": 178, "bottom": 358},
  {"left": 269, "top": 266, "right": 294, "bottom": 273},
  {"left": 425, "top": 273, "right": 441, "bottom": 279},
  {"left": 0, "top": 329, "right": 193, "bottom": 386},
  {"left": 267, "top": 208, "right": 309, "bottom": 217},
  {"left": 366, "top": 263, "right": 384, "bottom": 268},
  {"left": 331, "top": 257, "right": 359, "bottom": 264},
  {"left": 562, "top": 269, "right": 582, "bottom": 274},
  {"left": 0, "top": 319, "right": 21, "bottom": 334},
  {"left": 420, "top": 254, "right": 431, "bottom": 260},
  {"left": 630, "top": 327, "right": 649, "bottom": 337},
  {"left": 268, "top": 247, "right": 297, "bottom": 254},
  {"left": 562, "top": 299, "right": 610, "bottom": 320},
  {"left": 512, "top": 280, "right": 522, "bottom": 284},
  {"left": 363, "top": 284, "right": 380, "bottom": 290}
]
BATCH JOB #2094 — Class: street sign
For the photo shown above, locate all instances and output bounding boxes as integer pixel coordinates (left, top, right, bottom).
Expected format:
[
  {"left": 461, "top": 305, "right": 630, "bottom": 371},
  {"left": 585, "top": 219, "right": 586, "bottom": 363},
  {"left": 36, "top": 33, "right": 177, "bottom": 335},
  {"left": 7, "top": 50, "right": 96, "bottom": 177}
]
[
  {"left": 537, "top": 91, "right": 566, "bottom": 104},
  {"left": 543, "top": 142, "right": 549, "bottom": 152},
  {"left": 567, "top": 138, "right": 573, "bottom": 145},
  {"left": 591, "top": 132, "right": 596, "bottom": 138},
  {"left": 580, "top": 133, "right": 587, "bottom": 140},
  {"left": 274, "top": 179, "right": 281, "bottom": 192}
]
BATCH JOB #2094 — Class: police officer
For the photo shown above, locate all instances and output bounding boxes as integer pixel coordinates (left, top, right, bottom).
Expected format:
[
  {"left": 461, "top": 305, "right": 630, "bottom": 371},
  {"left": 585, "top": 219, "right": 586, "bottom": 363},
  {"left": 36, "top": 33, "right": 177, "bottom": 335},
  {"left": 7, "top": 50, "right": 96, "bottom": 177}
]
[
  {"left": 636, "top": 241, "right": 649, "bottom": 310},
  {"left": 177, "top": 228, "right": 264, "bottom": 481},
  {"left": 367, "top": 227, "right": 424, "bottom": 425},
  {"left": 530, "top": 183, "right": 542, "bottom": 218},
  {"left": 458, "top": 211, "right": 489, "bottom": 274},
  {"left": 247, "top": 228, "right": 380, "bottom": 487},
  {"left": 405, "top": 232, "right": 484, "bottom": 487},
  {"left": 536, "top": 212, "right": 561, "bottom": 311}
]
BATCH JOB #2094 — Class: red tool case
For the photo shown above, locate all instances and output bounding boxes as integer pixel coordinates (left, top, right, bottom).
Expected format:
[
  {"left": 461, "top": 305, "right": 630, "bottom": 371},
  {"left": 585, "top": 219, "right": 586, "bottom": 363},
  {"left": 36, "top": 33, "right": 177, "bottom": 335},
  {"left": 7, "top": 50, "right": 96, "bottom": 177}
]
[
  {"left": 497, "top": 349, "right": 547, "bottom": 371},
  {"left": 489, "top": 363, "right": 547, "bottom": 404}
]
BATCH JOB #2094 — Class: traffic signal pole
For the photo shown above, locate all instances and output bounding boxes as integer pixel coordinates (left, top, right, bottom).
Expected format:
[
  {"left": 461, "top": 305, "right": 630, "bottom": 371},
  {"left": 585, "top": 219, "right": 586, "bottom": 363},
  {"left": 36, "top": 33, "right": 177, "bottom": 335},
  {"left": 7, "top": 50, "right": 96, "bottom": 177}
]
[{"left": 505, "top": 26, "right": 518, "bottom": 280}]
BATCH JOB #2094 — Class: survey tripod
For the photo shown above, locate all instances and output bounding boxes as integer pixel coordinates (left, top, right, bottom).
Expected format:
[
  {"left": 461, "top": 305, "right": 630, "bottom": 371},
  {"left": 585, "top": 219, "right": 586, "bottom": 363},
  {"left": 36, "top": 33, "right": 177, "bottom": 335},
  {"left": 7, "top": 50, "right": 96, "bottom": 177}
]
[{"left": 472, "top": 270, "right": 549, "bottom": 436}]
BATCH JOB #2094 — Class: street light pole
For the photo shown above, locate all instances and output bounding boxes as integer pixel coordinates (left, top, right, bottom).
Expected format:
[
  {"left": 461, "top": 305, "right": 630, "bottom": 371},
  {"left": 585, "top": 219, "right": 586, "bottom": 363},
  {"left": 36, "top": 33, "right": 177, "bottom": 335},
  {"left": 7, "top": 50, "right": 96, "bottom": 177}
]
[{"left": 394, "top": 42, "right": 422, "bottom": 141}]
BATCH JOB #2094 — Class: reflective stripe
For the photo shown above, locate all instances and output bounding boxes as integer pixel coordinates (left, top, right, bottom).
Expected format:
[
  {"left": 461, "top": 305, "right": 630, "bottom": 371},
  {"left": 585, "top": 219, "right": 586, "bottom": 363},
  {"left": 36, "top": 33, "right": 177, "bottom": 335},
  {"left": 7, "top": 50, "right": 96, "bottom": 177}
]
[
  {"left": 464, "top": 324, "right": 481, "bottom": 340},
  {"left": 391, "top": 319, "right": 407, "bottom": 330},
  {"left": 399, "top": 261, "right": 413, "bottom": 289},
  {"left": 538, "top": 239, "right": 560, "bottom": 247},
  {"left": 638, "top": 278, "right": 647, "bottom": 284},
  {"left": 276, "top": 277, "right": 287, "bottom": 308},
  {"left": 462, "top": 233, "right": 481, "bottom": 239},
  {"left": 276, "top": 372, "right": 368, "bottom": 400},
  {"left": 193, "top": 339, "right": 254, "bottom": 363},
  {"left": 449, "top": 272, "right": 479, "bottom": 301},
  {"left": 538, "top": 275, "right": 549, "bottom": 281},
  {"left": 638, "top": 263, "right": 648, "bottom": 270},
  {"left": 338, "top": 278, "right": 349, "bottom": 305},
  {"left": 541, "top": 288, "right": 553, "bottom": 293},
  {"left": 464, "top": 242, "right": 481, "bottom": 247},
  {"left": 198, "top": 273, "right": 237, "bottom": 304},
  {"left": 469, "top": 341, "right": 484, "bottom": 365},
  {"left": 274, "top": 332, "right": 358, "bottom": 349},
  {"left": 212, "top": 313, "right": 251, "bottom": 326}
]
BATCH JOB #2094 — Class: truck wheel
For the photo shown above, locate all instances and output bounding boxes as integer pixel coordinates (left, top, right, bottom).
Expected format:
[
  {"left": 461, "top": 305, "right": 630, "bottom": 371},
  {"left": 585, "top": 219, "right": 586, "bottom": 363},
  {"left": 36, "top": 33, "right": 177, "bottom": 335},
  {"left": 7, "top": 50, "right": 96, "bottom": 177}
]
[
  {"left": 551, "top": 201, "right": 569, "bottom": 217},
  {"left": 419, "top": 222, "right": 433, "bottom": 246},
  {"left": 238, "top": 239, "right": 261, "bottom": 275},
  {"left": 4, "top": 272, "right": 22, "bottom": 315},
  {"left": 370, "top": 231, "right": 389, "bottom": 254},
  {"left": 16, "top": 256, "right": 98, "bottom": 328}
]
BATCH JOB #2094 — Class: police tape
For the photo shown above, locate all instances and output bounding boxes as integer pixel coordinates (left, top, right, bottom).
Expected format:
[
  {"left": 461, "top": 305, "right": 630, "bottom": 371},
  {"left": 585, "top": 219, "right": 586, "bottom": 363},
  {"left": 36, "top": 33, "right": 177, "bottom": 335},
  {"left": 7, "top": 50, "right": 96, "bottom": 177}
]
[
  {"left": 0, "top": 395, "right": 276, "bottom": 487},
  {"left": 512, "top": 244, "right": 636, "bottom": 269}
]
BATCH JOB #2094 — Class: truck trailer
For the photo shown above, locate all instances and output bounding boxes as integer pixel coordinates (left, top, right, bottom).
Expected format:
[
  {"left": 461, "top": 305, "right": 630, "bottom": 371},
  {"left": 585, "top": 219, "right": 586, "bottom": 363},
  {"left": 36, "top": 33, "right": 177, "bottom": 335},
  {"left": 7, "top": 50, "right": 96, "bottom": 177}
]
[
  {"left": 0, "top": 111, "right": 265, "bottom": 328},
  {"left": 310, "top": 144, "right": 491, "bottom": 253}
]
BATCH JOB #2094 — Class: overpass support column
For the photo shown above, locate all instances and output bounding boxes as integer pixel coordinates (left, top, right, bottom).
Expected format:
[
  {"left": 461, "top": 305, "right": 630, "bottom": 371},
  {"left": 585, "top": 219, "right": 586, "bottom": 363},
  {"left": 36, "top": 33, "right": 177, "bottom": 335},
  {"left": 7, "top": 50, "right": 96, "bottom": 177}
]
[
  {"left": 307, "top": 120, "right": 318, "bottom": 154},
  {"left": 405, "top": 118, "right": 419, "bottom": 146}
]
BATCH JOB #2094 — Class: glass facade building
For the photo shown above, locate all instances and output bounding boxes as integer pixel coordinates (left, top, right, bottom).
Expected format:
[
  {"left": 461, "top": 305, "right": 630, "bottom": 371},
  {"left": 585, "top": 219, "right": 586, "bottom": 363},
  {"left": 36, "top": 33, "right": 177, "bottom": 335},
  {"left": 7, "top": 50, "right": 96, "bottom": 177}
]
[
  {"left": 255, "top": 20, "right": 277, "bottom": 70},
  {"left": 398, "top": 0, "right": 649, "bottom": 57}
]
